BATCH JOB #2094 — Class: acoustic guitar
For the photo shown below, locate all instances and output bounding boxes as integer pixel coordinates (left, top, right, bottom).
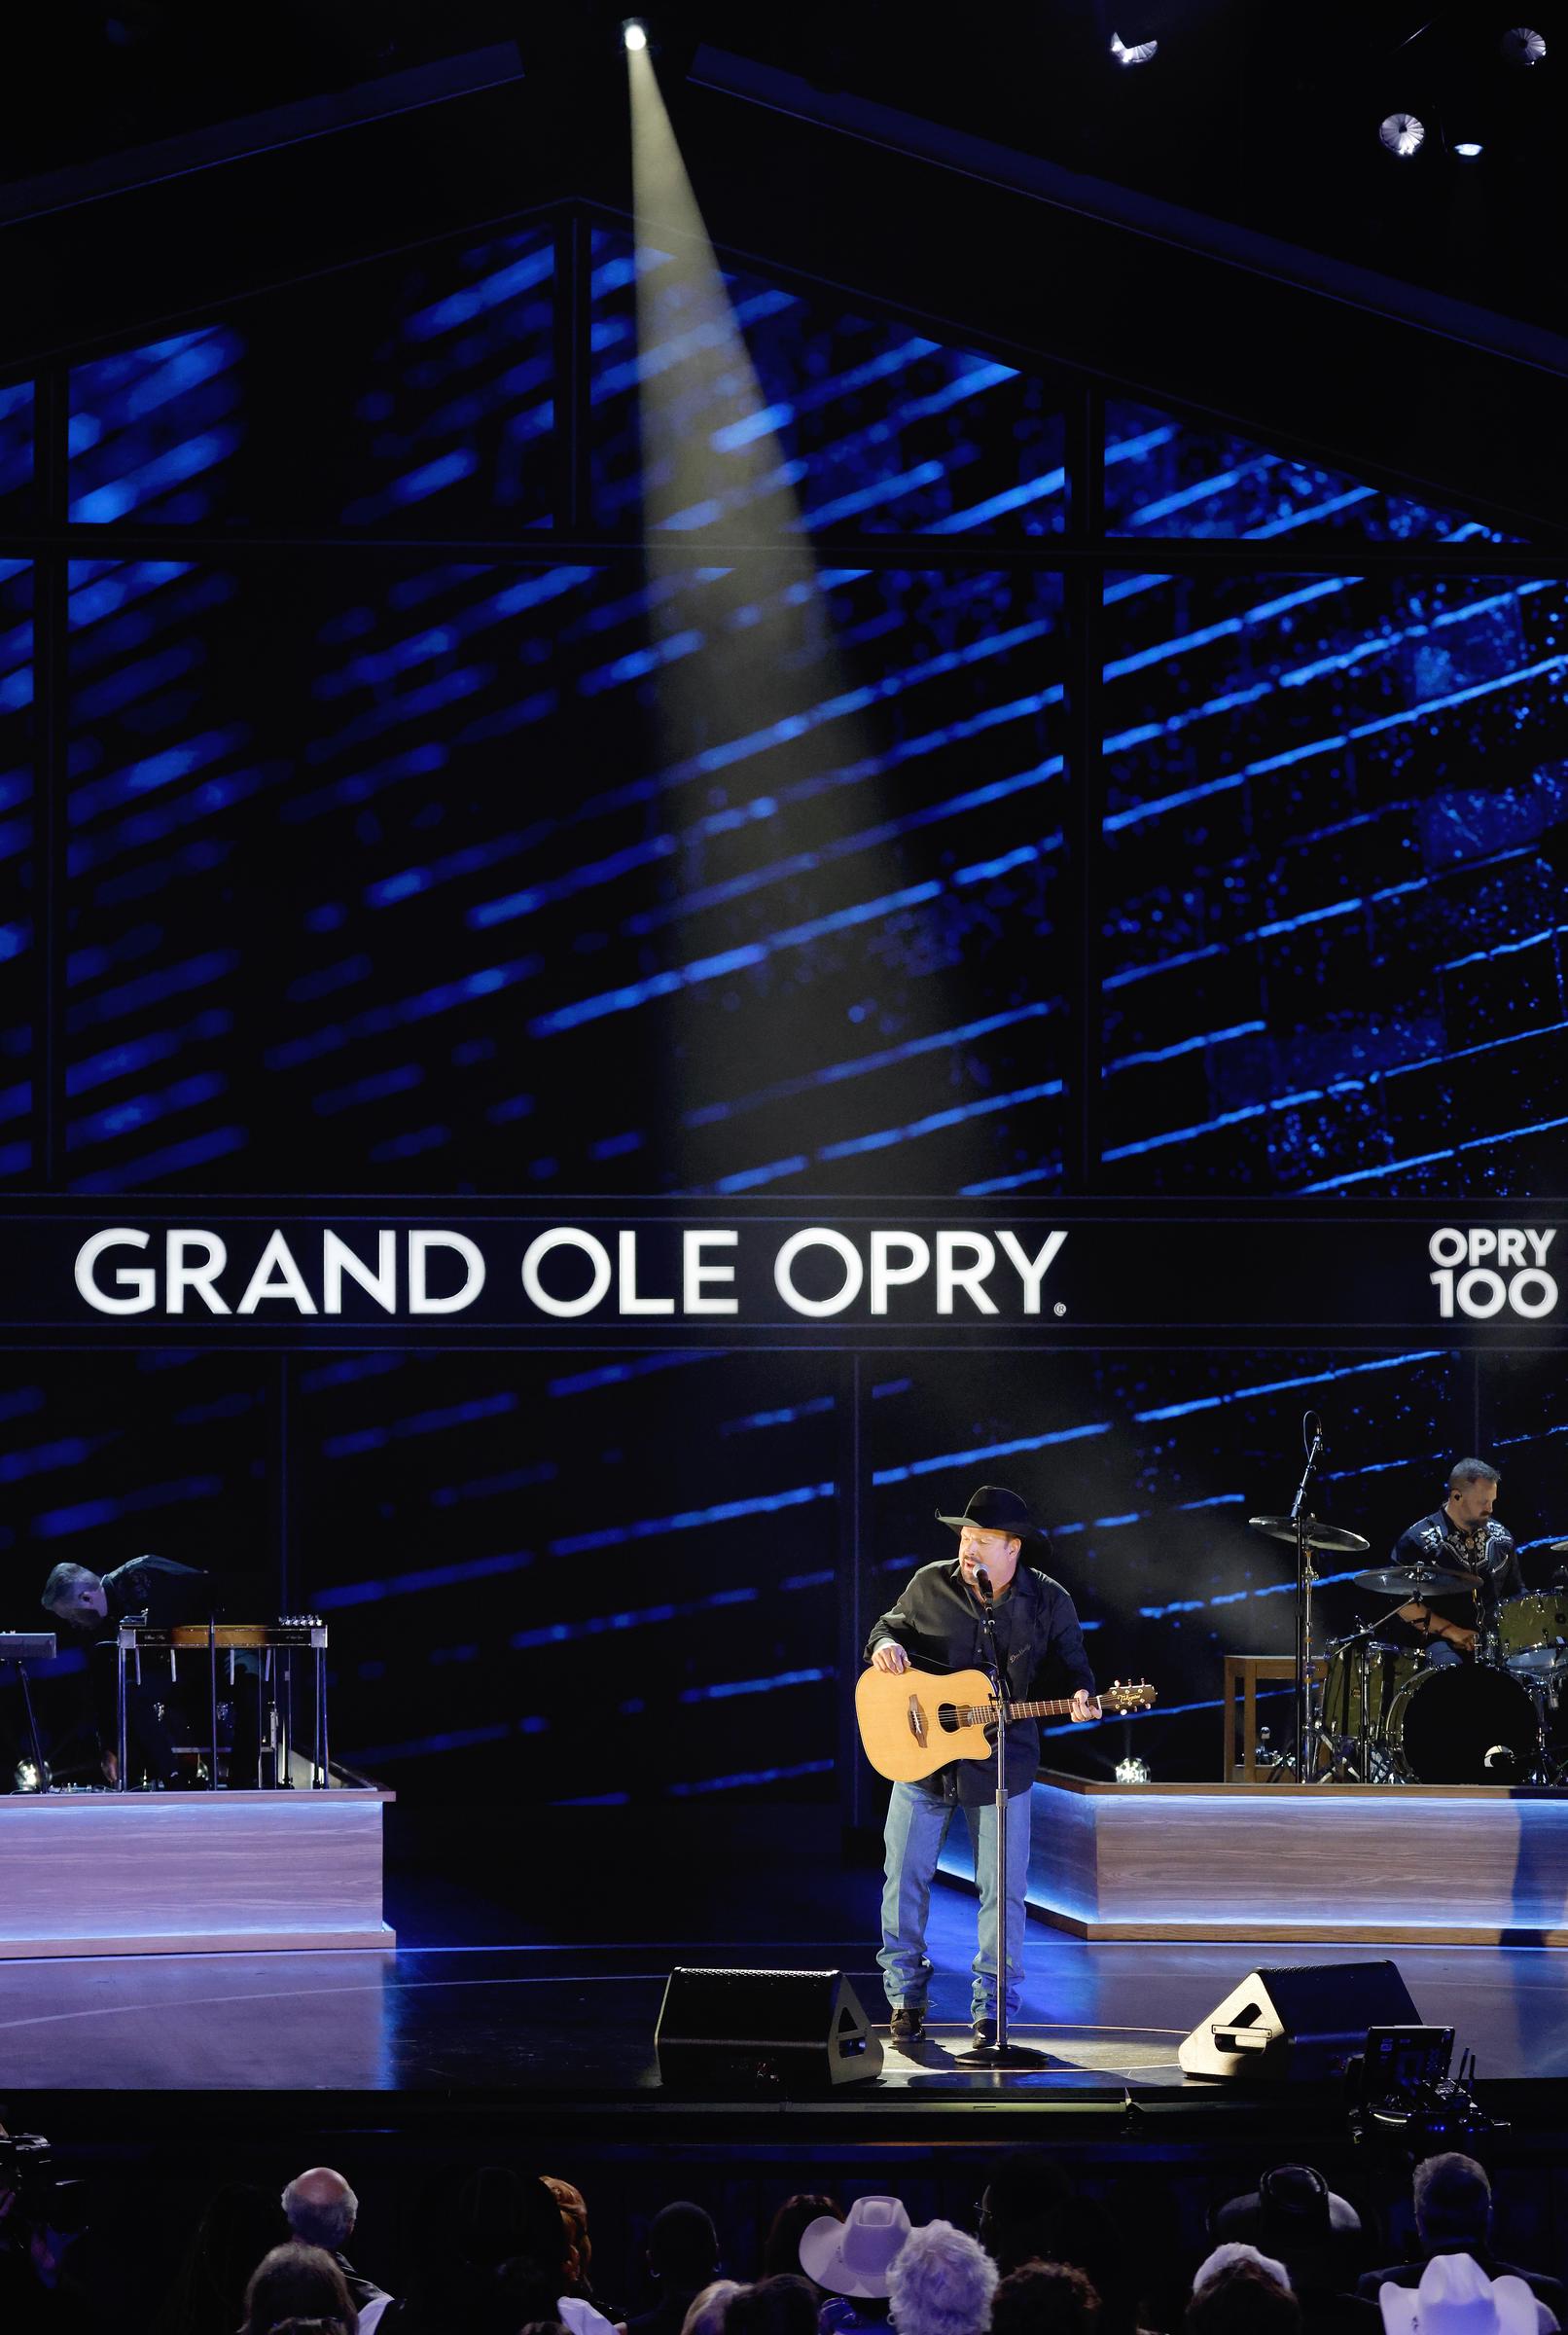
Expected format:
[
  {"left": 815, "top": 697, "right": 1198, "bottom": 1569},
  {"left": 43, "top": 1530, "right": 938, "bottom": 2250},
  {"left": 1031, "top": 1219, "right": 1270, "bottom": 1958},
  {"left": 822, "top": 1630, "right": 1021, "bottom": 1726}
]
[{"left": 855, "top": 1666, "right": 1158, "bottom": 1781}]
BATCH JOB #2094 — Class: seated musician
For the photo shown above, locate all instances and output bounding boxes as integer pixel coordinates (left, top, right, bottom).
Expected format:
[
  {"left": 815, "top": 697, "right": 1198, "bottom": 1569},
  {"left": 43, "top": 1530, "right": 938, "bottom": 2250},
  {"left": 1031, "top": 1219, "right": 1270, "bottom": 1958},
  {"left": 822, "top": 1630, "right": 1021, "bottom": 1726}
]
[
  {"left": 40, "top": 1557, "right": 257, "bottom": 1787},
  {"left": 1391, "top": 1458, "right": 1521, "bottom": 1658}
]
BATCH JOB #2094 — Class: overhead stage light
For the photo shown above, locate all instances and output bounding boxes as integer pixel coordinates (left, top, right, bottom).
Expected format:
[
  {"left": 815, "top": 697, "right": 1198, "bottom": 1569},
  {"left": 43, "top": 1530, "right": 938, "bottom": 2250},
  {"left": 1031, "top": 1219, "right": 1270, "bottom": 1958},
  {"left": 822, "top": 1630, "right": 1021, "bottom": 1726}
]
[
  {"left": 1110, "top": 31, "right": 1158, "bottom": 65},
  {"left": 1452, "top": 140, "right": 1483, "bottom": 159},
  {"left": 1379, "top": 111, "right": 1425, "bottom": 157},
  {"left": 1501, "top": 27, "right": 1546, "bottom": 66},
  {"left": 624, "top": 18, "right": 649, "bottom": 51}
]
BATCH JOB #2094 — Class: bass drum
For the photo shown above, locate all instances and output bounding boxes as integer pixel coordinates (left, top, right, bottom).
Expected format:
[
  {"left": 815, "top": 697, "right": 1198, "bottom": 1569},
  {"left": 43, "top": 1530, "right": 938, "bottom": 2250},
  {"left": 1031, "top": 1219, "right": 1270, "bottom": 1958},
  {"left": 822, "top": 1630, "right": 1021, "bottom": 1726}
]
[{"left": 1386, "top": 1662, "right": 1540, "bottom": 1784}]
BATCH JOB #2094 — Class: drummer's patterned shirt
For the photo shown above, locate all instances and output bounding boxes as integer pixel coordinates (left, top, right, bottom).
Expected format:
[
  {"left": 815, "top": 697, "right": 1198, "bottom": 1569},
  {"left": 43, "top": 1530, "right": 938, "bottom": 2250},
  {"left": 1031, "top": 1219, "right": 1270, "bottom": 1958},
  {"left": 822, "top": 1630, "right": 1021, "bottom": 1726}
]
[{"left": 1390, "top": 1508, "right": 1523, "bottom": 1611}]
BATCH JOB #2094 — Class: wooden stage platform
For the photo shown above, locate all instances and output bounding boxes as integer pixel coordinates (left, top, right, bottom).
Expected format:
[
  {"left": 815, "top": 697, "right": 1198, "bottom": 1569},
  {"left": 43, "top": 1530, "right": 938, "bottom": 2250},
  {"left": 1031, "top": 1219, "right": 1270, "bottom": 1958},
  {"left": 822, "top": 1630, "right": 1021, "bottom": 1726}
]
[
  {"left": 4, "top": 1918, "right": 1567, "bottom": 2106},
  {"left": 0, "top": 1786, "right": 395, "bottom": 1958},
  {"left": 0, "top": 1793, "right": 1565, "bottom": 2115},
  {"left": 976, "top": 1773, "right": 1568, "bottom": 1944}
]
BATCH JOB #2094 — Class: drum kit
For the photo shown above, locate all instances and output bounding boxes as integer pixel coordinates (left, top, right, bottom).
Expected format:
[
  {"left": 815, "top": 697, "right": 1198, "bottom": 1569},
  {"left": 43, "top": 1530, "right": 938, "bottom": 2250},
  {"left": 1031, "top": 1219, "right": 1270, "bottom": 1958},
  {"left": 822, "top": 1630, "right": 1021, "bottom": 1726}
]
[{"left": 1248, "top": 1516, "right": 1568, "bottom": 1785}]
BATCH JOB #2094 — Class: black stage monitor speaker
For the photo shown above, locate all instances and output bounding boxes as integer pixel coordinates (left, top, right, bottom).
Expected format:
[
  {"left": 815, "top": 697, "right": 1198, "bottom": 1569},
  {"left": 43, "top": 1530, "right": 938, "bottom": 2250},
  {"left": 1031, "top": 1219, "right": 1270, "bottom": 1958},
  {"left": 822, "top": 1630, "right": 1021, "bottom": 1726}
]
[
  {"left": 655, "top": 1966, "right": 883, "bottom": 2095},
  {"left": 1177, "top": 1958, "right": 1421, "bottom": 2082}
]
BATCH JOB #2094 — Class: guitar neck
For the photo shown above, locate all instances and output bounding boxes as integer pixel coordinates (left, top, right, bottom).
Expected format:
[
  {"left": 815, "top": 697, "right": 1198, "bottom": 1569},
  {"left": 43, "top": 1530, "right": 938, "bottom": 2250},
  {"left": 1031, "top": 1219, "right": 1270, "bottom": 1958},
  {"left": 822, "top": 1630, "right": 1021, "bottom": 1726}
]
[{"left": 957, "top": 1696, "right": 1078, "bottom": 1724}]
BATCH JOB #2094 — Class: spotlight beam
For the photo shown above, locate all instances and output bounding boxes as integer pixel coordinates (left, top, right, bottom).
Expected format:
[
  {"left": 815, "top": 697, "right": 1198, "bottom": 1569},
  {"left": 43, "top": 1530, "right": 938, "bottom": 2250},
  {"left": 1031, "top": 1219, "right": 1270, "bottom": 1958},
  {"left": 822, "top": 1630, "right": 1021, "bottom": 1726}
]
[
  {"left": 623, "top": 38, "right": 920, "bottom": 1175},
  {"left": 626, "top": 45, "right": 819, "bottom": 548}
]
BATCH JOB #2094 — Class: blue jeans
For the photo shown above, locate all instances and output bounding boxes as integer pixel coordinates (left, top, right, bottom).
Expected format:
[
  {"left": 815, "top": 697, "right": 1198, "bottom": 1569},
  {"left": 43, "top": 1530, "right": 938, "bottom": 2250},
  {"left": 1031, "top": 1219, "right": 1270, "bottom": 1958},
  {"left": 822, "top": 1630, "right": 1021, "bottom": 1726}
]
[{"left": 876, "top": 1780, "right": 1032, "bottom": 2021}]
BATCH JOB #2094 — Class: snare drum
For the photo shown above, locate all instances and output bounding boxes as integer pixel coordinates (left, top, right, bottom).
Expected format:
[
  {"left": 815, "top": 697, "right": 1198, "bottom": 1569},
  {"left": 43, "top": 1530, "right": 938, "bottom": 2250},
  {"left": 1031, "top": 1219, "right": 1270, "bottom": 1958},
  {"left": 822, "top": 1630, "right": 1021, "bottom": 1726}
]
[
  {"left": 1385, "top": 1661, "right": 1540, "bottom": 1784},
  {"left": 1320, "top": 1640, "right": 1422, "bottom": 1745},
  {"left": 1496, "top": 1591, "right": 1568, "bottom": 1676}
]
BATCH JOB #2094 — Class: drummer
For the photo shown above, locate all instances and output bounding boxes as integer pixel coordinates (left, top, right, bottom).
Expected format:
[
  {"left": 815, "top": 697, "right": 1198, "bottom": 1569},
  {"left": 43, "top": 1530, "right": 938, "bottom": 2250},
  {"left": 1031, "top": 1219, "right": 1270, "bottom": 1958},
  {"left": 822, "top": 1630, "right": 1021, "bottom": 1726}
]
[{"left": 1391, "top": 1457, "right": 1522, "bottom": 1658}]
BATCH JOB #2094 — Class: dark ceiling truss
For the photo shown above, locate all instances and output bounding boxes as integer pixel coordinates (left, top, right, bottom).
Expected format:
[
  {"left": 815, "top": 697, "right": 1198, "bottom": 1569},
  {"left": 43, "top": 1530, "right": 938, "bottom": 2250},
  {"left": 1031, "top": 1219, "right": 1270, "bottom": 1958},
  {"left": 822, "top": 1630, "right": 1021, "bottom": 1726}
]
[{"left": 5, "top": 182, "right": 1564, "bottom": 560}]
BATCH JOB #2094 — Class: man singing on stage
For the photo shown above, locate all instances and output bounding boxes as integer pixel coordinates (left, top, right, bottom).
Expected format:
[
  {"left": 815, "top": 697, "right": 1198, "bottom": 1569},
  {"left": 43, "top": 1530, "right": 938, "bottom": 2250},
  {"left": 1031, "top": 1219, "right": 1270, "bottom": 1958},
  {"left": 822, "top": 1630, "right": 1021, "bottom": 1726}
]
[
  {"left": 1391, "top": 1457, "right": 1522, "bottom": 1656},
  {"left": 866, "top": 1484, "right": 1100, "bottom": 2049}
]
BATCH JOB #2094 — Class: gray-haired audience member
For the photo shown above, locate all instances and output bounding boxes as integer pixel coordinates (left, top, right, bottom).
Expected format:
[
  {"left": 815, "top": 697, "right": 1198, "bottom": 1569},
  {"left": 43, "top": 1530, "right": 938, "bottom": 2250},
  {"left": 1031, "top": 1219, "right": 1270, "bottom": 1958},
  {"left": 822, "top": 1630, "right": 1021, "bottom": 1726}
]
[
  {"left": 886, "top": 2222, "right": 999, "bottom": 2335},
  {"left": 1194, "top": 2247, "right": 1292, "bottom": 2298},
  {"left": 680, "top": 2280, "right": 744, "bottom": 2335},
  {"left": 1187, "top": 2252, "right": 1301, "bottom": 2335},
  {"left": 1356, "top": 2157, "right": 1566, "bottom": 2323},
  {"left": 282, "top": 2168, "right": 390, "bottom": 2331}
]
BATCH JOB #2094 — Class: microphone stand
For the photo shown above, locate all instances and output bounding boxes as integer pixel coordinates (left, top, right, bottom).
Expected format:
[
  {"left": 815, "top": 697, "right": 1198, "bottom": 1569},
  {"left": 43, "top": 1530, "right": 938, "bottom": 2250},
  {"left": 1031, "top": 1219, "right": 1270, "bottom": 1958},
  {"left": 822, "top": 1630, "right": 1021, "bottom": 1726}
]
[
  {"left": 960, "top": 1569, "right": 1047, "bottom": 2070},
  {"left": 5, "top": 1651, "right": 49, "bottom": 1789},
  {"left": 1291, "top": 1421, "right": 1324, "bottom": 1783}
]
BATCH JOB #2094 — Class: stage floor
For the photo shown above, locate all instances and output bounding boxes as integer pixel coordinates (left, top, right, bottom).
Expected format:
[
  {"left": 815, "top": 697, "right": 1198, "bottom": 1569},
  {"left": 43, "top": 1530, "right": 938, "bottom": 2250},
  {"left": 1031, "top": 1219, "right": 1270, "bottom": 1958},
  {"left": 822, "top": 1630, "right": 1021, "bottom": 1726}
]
[{"left": 4, "top": 1884, "right": 1566, "bottom": 2105}]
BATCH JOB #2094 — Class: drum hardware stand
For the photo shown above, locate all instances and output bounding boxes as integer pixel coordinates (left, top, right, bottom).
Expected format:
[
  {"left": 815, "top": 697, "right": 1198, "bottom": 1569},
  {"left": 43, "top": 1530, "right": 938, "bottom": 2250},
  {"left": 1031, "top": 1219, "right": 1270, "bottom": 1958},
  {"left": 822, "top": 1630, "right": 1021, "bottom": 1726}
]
[
  {"left": 1521, "top": 1672, "right": 1557, "bottom": 1784},
  {"left": 1290, "top": 1413, "right": 1326, "bottom": 1782},
  {"left": 957, "top": 1573, "right": 1048, "bottom": 2070},
  {"left": 207, "top": 1614, "right": 220, "bottom": 1789},
  {"left": 1296, "top": 1684, "right": 1342, "bottom": 1781},
  {"left": 1249, "top": 1497, "right": 1369, "bottom": 1784},
  {"left": 1330, "top": 1604, "right": 1412, "bottom": 1781},
  {"left": 3, "top": 1647, "right": 51, "bottom": 1790}
]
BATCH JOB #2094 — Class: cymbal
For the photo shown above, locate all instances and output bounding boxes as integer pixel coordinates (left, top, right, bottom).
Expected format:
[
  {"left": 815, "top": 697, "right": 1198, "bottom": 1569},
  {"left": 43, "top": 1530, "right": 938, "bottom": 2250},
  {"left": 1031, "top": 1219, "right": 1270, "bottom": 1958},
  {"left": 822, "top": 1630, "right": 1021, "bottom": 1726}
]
[
  {"left": 1551, "top": 1541, "right": 1568, "bottom": 1556},
  {"left": 1248, "top": 1513, "right": 1371, "bottom": 1556},
  {"left": 1353, "top": 1563, "right": 1481, "bottom": 1598}
]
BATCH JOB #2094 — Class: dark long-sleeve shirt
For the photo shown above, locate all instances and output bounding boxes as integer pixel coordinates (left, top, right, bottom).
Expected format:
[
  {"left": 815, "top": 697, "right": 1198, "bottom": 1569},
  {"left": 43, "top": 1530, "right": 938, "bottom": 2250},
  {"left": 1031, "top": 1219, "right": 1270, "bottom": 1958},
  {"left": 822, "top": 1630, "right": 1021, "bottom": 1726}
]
[
  {"left": 1391, "top": 1509, "right": 1523, "bottom": 1620},
  {"left": 67, "top": 1558, "right": 216, "bottom": 1746},
  {"left": 866, "top": 1557, "right": 1095, "bottom": 1803}
]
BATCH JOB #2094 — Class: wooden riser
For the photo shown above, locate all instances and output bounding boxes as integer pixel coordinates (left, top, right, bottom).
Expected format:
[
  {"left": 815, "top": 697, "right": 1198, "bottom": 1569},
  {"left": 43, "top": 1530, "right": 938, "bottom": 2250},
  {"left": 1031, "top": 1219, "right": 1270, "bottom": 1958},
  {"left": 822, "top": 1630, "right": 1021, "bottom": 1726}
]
[
  {"left": 938, "top": 1772, "right": 1568, "bottom": 1944},
  {"left": 0, "top": 1788, "right": 394, "bottom": 1959}
]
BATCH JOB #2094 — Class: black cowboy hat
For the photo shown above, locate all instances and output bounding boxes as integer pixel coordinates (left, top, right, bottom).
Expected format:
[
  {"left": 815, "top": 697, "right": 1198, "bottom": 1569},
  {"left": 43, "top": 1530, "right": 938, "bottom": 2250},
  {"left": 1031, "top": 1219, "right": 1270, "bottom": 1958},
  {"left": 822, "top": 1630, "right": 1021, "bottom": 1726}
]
[
  {"left": 935, "top": 1485, "right": 1049, "bottom": 1546},
  {"left": 1211, "top": 2165, "right": 1361, "bottom": 2261}
]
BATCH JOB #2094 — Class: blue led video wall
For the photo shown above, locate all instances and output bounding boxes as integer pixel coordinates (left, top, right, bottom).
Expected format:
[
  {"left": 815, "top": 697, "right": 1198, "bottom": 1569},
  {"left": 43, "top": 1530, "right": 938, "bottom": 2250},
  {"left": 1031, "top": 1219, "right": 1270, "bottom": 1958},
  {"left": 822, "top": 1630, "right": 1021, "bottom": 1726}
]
[
  {"left": 5, "top": 203, "right": 1568, "bottom": 1797},
  {"left": 0, "top": 557, "right": 32, "bottom": 1180},
  {"left": 590, "top": 227, "right": 1069, "bottom": 537},
  {"left": 60, "top": 556, "right": 1068, "bottom": 1194},
  {"left": 1101, "top": 560, "right": 1568, "bottom": 1194},
  {"left": 29, "top": 221, "right": 1567, "bottom": 1206},
  {"left": 68, "top": 230, "right": 555, "bottom": 530}
]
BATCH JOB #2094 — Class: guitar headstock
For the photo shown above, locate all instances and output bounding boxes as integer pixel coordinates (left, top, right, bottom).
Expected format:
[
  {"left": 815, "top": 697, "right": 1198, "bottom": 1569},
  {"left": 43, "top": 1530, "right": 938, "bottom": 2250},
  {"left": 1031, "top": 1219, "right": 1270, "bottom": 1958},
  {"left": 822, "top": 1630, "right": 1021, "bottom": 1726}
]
[{"left": 1103, "top": 1678, "right": 1157, "bottom": 1712}]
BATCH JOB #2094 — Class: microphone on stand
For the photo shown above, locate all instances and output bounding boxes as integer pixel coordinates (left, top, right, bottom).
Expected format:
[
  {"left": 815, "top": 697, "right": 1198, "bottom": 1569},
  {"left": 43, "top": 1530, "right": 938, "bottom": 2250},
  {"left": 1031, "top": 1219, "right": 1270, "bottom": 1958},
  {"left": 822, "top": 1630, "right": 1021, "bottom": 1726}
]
[{"left": 973, "top": 1563, "right": 994, "bottom": 1602}]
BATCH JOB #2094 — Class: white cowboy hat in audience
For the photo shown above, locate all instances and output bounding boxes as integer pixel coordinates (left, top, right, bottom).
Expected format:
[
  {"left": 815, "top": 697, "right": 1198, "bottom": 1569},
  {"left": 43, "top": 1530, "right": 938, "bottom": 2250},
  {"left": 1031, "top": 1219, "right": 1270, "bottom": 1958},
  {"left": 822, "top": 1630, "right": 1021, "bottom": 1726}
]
[
  {"left": 801, "top": 2197, "right": 913, "bottom": 2298},
  {"left": 1378, "top": 2254, "right": 1539, "bottom": 2335}
]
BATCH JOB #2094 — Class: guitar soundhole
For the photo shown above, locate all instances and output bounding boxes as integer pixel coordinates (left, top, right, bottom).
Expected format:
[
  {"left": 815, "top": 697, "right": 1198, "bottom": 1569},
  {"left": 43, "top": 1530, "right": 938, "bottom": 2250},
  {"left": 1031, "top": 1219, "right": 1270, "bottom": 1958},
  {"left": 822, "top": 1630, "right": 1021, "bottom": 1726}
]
[{"left": 937, "top": 1704, "right": 960, "bottom": 1734}]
